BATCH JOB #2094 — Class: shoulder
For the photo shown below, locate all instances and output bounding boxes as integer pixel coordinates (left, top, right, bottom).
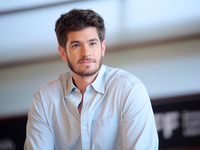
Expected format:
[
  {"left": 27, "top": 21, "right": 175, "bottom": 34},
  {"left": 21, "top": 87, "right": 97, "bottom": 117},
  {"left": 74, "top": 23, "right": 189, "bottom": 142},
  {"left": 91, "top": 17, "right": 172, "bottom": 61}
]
[
  {"left": 35, "top": 71, "right": 71, "bottom": 96},
  {"left": 104, "top": 65, "right": 143, "bottom": 88},
  {"left": 103, "top": 65, "right": 150, "bottom": 108}
]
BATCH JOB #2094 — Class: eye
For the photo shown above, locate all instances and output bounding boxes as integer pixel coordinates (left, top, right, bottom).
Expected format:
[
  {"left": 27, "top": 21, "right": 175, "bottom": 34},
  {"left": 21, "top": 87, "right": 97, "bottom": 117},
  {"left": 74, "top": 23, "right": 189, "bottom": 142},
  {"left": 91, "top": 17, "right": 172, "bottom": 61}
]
[
  {"left": 90, "top": 42, "right": 97, "bottom": 46},
  {"left": 72, "top": 44, "right": 80, "bottom": 48}
]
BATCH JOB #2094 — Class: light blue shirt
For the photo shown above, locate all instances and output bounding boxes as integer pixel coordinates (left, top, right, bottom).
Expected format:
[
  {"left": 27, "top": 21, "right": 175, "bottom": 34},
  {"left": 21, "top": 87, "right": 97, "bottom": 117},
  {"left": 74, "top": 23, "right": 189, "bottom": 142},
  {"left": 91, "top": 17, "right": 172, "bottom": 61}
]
[{"left": 24, "top": 64, "right": 158, "bottom": 150}]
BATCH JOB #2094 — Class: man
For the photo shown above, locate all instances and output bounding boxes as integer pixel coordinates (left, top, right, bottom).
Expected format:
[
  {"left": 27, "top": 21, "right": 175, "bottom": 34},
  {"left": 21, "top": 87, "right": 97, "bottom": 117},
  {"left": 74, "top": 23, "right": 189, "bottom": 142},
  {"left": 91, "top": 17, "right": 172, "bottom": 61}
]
[{"left": 24, "top": 9, "right": 158, "bottom": 150}]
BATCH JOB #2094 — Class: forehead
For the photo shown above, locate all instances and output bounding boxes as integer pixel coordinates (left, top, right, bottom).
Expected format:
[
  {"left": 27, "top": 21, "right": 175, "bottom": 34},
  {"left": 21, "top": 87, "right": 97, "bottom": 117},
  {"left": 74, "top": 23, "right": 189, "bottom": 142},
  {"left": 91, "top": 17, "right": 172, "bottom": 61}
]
[{"left": 66, "top": 27, "right": 99, "bottom": 42}]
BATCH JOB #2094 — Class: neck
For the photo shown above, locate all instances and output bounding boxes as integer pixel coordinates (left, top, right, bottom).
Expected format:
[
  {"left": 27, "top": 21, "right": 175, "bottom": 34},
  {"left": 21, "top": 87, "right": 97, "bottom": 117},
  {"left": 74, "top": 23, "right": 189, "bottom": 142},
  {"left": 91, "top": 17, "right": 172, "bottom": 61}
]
[{"left": 71, "top": 72, "right": 98, "bottom": 94}]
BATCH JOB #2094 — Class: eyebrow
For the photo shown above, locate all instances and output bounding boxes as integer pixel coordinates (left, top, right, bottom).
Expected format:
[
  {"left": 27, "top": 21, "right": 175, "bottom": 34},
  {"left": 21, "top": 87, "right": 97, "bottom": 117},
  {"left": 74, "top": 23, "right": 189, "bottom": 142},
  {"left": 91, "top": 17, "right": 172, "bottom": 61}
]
[
  {"left": 69, "top": 38, "right": 99, "bottom": 46},
  {"left": 88, "top": 38, "right": 99, "bottom": 42},
  {"left": 69, "top": 40, "right": 81, "bottom": 46}
]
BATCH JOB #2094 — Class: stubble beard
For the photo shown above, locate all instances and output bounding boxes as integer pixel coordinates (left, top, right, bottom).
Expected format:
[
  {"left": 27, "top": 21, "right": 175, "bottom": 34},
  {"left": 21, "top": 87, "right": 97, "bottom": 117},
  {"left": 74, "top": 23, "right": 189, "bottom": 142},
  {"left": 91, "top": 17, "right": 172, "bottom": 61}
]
[{"left": 67, "top": 55, "right": 103, "bottom": 77}]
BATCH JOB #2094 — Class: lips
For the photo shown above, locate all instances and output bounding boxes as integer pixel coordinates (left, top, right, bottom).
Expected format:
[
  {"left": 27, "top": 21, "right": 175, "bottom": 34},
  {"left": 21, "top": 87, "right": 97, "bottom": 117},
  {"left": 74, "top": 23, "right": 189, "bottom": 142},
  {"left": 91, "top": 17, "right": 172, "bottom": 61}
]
[{"left": 78, "top": 58, "right": 96, "bottom": 64}]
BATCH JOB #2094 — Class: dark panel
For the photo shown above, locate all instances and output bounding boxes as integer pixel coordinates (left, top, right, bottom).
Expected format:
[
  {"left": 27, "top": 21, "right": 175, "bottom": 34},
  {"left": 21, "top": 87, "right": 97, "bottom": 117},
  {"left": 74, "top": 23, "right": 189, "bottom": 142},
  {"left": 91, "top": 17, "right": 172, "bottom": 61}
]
[
  {"left": 152, "top": 94, "right": 200, "bottom": 149},
  {"left": 0, "top": 116, "right": 27, "bottom": 150}
]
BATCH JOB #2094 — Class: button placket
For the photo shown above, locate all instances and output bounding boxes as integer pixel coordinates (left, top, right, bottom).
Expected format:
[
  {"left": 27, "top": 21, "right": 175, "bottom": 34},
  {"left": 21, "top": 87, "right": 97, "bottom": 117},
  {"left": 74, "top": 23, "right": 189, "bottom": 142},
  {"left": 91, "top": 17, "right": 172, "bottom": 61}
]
[
  {"left": 80, "top": 90, "right": 91, "bottom": 149},
  {"left": 83, "top": 126, "right": 87, "bottom": 130}
]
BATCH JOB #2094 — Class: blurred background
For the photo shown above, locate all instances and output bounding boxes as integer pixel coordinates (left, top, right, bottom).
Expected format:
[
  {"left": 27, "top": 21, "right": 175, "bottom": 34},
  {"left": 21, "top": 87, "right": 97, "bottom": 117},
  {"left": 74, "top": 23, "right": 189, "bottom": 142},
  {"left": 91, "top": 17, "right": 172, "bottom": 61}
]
[{"left": 0, "top": 0, "right": 200, "bottom": 149}]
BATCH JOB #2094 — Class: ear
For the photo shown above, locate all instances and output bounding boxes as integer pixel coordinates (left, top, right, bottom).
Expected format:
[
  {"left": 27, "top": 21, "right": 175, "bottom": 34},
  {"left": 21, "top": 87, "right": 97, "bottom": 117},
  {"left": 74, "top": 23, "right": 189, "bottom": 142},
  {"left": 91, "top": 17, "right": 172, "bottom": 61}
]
[
  {"left": 101, "top": 40, "right": 106, "bottom": 57},
  {"left": 58, "top": 46, "right": 68, "bottom": 62}
]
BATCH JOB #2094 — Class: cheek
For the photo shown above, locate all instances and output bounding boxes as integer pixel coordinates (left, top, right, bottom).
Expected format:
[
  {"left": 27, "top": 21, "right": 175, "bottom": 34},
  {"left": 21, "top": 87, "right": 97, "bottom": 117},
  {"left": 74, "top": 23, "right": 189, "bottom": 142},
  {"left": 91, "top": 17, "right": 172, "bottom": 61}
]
[{"left": 68, "top": 52, "right": 80, "bottom": 62}]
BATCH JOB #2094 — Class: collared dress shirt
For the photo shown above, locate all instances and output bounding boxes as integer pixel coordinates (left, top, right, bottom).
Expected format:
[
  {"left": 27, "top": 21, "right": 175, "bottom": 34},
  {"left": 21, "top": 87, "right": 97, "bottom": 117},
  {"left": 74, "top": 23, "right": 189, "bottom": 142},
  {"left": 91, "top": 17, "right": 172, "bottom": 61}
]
[{"left": 24, "top": 64, "right": 158, "bottom": 150}]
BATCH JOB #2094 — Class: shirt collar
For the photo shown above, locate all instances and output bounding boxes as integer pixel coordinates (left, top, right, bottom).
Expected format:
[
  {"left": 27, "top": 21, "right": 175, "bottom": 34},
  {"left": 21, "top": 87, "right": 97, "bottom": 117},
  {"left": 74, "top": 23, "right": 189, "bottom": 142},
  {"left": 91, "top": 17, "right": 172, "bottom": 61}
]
[
  {"left": 64, "top": 72, "right": 76, "bottom": 98},
  {"left": 91, "top": 64, "right": 107, "bottom": 94},
  {"left": 64, "top": 64, "right": 107, "bottom": 97}
]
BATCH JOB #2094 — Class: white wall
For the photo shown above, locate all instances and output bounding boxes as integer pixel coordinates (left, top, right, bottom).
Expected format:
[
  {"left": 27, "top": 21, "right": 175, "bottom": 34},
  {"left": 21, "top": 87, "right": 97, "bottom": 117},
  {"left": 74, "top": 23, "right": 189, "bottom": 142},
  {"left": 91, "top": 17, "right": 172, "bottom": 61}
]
[
  {"left": 1, "top": 0, "right": 200, "bottom": 64},
  {"left": 0, "top": 37, "right": 200, "bottom": 118}
]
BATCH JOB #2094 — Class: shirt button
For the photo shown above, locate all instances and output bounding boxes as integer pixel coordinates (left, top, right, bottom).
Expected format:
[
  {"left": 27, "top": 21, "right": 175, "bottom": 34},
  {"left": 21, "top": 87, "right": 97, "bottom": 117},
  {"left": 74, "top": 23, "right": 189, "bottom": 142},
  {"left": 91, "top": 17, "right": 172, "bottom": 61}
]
[
  {"left": 73, "top": 103, "right": 77, "bottom": 107},
  {"left": 75, "top": 88, "right": 79, "bottom": 92},
  {"left": 83, "top": 126, "right": 87, "bottom": 130}
]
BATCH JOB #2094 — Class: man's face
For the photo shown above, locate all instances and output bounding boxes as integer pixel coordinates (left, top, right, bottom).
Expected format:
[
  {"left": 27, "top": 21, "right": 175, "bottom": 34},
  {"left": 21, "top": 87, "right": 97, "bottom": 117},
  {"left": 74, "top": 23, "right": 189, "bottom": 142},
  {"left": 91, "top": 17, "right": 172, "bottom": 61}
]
[{"left": 62, "top": 27, "right": 105, "bottom": 77}]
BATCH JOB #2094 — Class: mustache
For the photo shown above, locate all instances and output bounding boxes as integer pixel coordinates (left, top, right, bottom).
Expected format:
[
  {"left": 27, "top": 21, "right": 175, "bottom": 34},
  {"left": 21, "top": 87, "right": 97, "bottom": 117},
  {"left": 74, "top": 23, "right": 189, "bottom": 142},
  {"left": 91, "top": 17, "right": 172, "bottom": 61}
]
[{"left": 78, "top": 58, "right": 96, "bottom": 63}]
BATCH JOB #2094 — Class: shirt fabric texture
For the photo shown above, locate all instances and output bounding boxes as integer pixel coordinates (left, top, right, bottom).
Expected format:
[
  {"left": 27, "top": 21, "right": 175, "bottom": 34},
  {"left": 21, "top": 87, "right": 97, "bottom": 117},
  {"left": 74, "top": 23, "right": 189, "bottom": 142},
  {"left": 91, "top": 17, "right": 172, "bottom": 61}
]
[{"left": 24, "top": 64, "right": 158, "bottom": 150}]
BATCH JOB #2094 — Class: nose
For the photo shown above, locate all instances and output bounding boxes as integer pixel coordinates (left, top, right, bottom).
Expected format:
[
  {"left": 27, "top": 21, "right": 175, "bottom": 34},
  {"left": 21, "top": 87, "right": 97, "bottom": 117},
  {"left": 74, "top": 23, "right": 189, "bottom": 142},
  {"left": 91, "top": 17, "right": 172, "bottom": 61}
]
[{"left": 81, "top": 45, "right": 91, "bottom": 58}]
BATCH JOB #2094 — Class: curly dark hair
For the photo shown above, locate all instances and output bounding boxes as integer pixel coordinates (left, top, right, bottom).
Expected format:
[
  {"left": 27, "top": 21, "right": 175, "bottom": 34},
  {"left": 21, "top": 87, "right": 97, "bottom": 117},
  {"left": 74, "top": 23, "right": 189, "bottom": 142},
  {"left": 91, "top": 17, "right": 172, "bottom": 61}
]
[{"left": 55, "top": 9, "right": 106, "bottom": 48}]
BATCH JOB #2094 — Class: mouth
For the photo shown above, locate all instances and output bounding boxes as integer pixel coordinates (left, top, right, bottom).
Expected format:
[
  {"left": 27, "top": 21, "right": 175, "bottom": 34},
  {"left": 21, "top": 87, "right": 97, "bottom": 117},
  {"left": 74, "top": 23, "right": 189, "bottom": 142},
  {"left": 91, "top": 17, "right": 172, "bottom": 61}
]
[{"left": 78, "top": 58, "right": 96, "bottom": 64}]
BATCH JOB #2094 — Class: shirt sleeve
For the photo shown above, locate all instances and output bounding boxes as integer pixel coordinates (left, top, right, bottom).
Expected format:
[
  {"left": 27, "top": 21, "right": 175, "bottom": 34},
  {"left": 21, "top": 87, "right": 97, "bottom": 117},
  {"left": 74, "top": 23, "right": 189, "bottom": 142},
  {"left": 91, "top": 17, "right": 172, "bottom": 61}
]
[
  {"left": 24, "top": 90, "right": 54, "bottom": 150},
  {"left": 122, "top": 83, "right": 159, "bottom": 150}
]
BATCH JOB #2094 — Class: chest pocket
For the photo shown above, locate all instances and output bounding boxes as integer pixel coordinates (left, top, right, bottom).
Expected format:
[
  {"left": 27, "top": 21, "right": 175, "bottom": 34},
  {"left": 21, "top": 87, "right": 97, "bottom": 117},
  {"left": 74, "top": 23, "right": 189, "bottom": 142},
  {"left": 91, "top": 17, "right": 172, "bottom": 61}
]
[
  {"left": 93, "top": 116, "right": 119, "bottom": 126},
  {"left": 91, "top": 116, "right": 122, "bottom": 150}
]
